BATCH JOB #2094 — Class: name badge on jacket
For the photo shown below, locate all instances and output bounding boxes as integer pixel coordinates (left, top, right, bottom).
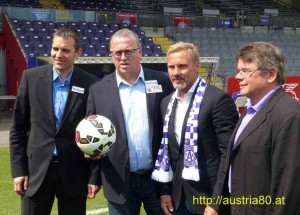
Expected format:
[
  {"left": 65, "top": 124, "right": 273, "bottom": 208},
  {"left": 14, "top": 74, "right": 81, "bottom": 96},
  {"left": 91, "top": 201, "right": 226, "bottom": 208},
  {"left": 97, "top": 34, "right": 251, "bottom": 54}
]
[
  {"left": 145, "top": 80, "right": 163, "bottom": 93},
  {"left": 71, "top": 86, "right": 85, "bottom": 94}
]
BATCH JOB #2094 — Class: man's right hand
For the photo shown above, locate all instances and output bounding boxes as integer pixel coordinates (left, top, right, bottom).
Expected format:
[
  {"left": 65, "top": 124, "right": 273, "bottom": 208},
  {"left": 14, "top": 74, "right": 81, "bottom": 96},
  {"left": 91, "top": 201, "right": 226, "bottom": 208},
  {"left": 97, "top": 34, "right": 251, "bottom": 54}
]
[
  {"left": 14, "top": 176, "right": 28, "bottom": 196},
  {"left": 161, "top": 195, "right": 174, "bottom": 215},
  {"left": 204, "top": 205, "right": 218, "bottom": 215}
]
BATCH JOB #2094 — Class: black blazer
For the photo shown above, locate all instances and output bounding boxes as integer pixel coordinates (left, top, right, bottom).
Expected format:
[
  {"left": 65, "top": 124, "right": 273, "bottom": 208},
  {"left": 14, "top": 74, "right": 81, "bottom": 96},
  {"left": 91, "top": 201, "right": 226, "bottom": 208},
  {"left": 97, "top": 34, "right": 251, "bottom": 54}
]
[
  {"left": 159, "top": 84, "right": 238, "bottom": 214},
  {"left": 10, "top": 64, "right": 98, "bottom": 197},
  {"left": 212, "top": 88, "right": 300, "bottom": 215},
  {"left": 86, "top": 68, "right": 174, "bottom": 204}
]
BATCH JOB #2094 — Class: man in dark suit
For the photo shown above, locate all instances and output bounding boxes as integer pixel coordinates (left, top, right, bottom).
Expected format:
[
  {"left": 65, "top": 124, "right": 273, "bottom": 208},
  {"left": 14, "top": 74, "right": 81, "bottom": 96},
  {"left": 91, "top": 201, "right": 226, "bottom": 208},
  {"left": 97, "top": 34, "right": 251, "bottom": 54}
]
[
  {"left": 207, "top": 42, "right": 300, "bottom": 215},
  {"left": 10, "top": 27, "right": 99, "bottom": 215},
  {"left": 151, "top": 42, "right": 238, "bottom": 215},
  {"left": 86, "top": 29, "right": 173, "bottom": 214}
]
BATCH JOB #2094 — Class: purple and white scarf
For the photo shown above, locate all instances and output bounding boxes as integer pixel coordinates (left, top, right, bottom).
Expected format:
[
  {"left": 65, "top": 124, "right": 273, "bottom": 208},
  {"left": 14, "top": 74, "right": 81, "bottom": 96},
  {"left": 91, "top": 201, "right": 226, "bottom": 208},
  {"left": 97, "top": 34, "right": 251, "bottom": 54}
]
[{"left": 152, "top": 78, "right": 207, "bottom": 182}]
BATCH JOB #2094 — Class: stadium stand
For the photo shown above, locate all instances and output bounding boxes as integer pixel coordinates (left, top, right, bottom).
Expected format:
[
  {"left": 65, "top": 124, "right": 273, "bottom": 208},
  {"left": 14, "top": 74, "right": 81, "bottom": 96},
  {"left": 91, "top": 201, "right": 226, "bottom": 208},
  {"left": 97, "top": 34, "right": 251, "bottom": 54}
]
[
  {"left": 10, "top": 18, "right": 164, "bottom": 58},
  {"left": 171, "top": 25, "right": 300, "bottom": 76},
  {"left": 204, "top": 0, "right": 296, "bottom": 17},
  {"left": 7, "top": 18, "right": 300, "bottom": 78},
  {"left": 0, "top": 0, "right": 42, "bottom": 8},
  {"left": 65, "top": 0, "right": 120, "bottom": 12},
  {"left": 0, "top": 0, "right": 64, "bottom": 8},
  {"left": 0, "top": 0, "right": 300, "bottom": 114},
  {"left": 1, "top": 0, "right": 300, "bottom": 97}
]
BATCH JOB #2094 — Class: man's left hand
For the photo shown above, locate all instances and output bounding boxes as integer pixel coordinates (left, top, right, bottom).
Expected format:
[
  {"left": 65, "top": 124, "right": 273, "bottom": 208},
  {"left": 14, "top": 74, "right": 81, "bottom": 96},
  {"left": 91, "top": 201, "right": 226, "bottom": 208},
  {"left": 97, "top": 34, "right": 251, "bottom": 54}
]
[{"left": 88, "top": 184, "right": 101, "bottom": 199}]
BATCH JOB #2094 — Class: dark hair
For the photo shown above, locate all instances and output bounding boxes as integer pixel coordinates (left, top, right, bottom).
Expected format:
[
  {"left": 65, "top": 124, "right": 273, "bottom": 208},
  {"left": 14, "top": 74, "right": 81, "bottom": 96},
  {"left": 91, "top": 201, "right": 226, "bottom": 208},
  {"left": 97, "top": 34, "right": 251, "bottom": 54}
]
[{"left": 52, "top": 26, "right": 81, "bottom": 51}]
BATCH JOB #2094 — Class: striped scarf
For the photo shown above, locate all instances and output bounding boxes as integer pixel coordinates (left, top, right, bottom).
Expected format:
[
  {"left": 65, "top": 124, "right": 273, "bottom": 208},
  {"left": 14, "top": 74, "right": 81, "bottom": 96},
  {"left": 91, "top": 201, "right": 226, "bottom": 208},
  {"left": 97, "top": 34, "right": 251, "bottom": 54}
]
[{"left": 152, "top": 78, "right": 207, "bottom": 182}]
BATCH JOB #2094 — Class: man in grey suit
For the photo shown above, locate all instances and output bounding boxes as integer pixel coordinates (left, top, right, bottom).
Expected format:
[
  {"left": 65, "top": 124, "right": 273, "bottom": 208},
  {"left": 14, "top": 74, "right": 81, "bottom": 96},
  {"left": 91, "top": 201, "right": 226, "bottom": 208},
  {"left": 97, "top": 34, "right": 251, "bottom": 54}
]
[
  {"left": 10, "top": 27, "right": 99, "bottom": 215},
  {"left": 85, "top": 29, "right": 173, "bottom": 214},
  {"left": 206, "top": 42, "right": 300, "bottom": 215}
]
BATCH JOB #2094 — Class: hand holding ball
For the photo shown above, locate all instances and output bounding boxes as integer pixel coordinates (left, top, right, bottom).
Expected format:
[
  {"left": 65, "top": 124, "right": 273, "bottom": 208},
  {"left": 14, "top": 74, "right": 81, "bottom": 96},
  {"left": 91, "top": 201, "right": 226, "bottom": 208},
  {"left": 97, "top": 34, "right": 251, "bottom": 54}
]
[{"left": 75, "top": 115, "right": 116, "bottom": 156}]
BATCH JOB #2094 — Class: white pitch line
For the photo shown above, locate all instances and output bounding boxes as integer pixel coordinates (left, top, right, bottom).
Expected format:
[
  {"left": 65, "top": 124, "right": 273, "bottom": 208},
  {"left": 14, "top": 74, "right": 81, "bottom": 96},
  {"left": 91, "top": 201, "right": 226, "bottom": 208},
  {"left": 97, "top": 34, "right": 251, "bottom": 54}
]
[{"left": 86, "top": 208, "right": 109, "bottom": 214}]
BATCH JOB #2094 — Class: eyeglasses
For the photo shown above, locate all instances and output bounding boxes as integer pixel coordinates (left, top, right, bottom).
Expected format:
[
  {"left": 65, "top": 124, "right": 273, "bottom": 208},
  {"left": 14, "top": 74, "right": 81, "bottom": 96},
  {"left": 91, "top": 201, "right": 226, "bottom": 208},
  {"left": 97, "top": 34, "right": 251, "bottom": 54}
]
[
  {"left": 235, "top": 68, "right": 260, "bottom": 77},
  {"left": 110, "top": 48, "right": 139, "bottom": 58}
]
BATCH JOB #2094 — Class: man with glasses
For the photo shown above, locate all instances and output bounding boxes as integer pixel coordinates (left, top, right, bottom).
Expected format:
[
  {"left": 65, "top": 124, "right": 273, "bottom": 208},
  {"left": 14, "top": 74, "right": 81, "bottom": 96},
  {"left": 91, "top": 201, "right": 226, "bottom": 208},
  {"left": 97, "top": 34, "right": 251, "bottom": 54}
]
[
  {"left": 85, "top": 29, "right": 173, "bottom": 214},
  {"left": 206, "top": 42, "right": 300, "bottom": 215}
]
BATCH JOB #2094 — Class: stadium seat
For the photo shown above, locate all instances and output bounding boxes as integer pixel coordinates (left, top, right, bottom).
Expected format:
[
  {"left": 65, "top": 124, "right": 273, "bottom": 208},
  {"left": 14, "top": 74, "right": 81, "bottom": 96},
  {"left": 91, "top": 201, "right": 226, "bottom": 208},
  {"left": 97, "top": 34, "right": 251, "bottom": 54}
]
[
  {"left": 36, "top": 28, "right": 49, "bottom": 36},
  {"left": 83, "top": 44, "right": 96, "bottom": 52},
  {"left": 89, "top": 37, "right": 100, "bottom": 45},
  {"left": 119, "top": 23, "right": 129, "bottom": 29},
  {"left": 152, "top": 45, "right": 163, "bottom": 56},
  {"left": 82, "top": 52, "right": 90, "bottom": 57},
  {"left": 95, "top": 44, "right": 108, "bottom": 51},
  {"left": 11, "top": 19, "right": 20, "bottom": 27},
  {"left": 81, "top": 36, "right": 90, "bottom": 46},
  {"left": 94, "top": 29, "right": 105, "bottom": 37},
  {"left": 22, "top": 43, "right": 32, "bottom": 54},
  {"left": 20, "top": 20, "right": 32, "bottom": 27},
  {"left": 43, "top": 21, "right": 54, "bottom": 26},
  {"left": 55, "top": 22, "right": 66, "bottom": 28},
  {"left": 143, "top": 37, "right": 153, "bottom": 45},
  {"left": 31, "top": 35, "right": 41, "bottom": 42},
  {"left": 32, "top": 20, "right": 44, "bottom": 28},
  {"left": 100, "top": 37, "right": 110, "bottom": 45},
  {"left": 88, "top": 22, "right": 99, "bottom": 30},
  {"left": 99, "top": 23, "right": 110, "bottom": 31},
  {"left": 109, "top": 23, "right": 119, "bottom": 32},
  {"left": 19, "top": 35, "right": 28, "bottom": 43},
  {"left": 15, "top": 27, "right": 24, "bottom": 36},
  {"left": 67, "top": 22, "right": 78, "bottom": 28},
  {"left": 83, "top": 29, "right": 95, "bottom": 37},
  {"left": 78, "top": 21, "right": 88, "bottom": 28}
]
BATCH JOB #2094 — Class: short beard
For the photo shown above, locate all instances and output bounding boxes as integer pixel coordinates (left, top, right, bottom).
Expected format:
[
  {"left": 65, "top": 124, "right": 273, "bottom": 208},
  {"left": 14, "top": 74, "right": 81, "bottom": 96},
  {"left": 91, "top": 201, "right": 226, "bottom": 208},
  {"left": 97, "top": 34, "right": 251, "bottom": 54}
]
[{"left": 173, "top": 82, "right": 187, "bottom": 90}]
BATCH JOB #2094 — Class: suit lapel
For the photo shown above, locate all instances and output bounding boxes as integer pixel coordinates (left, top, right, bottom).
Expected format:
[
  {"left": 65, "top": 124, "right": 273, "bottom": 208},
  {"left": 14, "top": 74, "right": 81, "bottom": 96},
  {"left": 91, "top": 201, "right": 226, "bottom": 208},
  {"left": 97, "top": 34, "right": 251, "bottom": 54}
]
[
  {"left": 107, "top": 74, "right": 128, "bottom": 142},
  {"left": 40, "top": 65, "right": 56, "bottom": 131},
  {"left": 229, "top": 112, "right": 244, "bottom": 149},
  {"left": 168, "top": 97, "right": 180, "bottom": 153},
  {"left": 221, "top": 111, "right": 245, "bottom": 172},
  {"left": 144, "top": 69, "right": 156, "bottom": 145},
  {"left": 233, "top": 110, "right": 267, "bottom": 148}
]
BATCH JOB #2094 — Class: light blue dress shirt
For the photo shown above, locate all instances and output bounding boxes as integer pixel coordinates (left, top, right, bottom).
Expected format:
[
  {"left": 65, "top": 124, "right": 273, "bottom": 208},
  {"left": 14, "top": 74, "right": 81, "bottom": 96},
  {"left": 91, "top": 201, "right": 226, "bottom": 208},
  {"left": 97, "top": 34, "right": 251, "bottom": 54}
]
[
  {"left": 116, "top": 67, "right": 152, "bottom": 172},
  {"left": 52, "top": 67, "right": 73, "bottom": 156}
]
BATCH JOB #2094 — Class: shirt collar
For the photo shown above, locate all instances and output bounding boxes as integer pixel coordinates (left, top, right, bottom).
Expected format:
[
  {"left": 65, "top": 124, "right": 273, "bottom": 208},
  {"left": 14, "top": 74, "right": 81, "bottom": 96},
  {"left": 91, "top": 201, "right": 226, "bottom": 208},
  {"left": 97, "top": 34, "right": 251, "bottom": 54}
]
[
  {"left": 247, "top": 85, "right": 282, "bottom": 112},
  {"left": 52, "top": 66, "right": 73, "bottom": 84},
  {"left": 116, "top": 65, "right": 145, "bottom": 87},
  {"left": 175, "top": 76, "right": 201, "bottom": 100}
]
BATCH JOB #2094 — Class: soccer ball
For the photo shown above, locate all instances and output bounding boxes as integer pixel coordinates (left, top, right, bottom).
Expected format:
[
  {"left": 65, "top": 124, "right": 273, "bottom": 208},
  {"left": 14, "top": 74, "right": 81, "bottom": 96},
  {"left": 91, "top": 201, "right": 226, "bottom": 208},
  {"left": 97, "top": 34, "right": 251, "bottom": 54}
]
[{"left": 75, "top": 115, "right": 116, "bottom": 156}]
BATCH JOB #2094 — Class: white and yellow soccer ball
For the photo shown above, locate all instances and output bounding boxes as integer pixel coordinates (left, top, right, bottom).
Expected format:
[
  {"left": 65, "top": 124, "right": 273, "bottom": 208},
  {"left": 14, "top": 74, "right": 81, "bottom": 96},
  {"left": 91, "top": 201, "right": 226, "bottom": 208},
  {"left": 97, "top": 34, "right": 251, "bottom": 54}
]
[{"left": 75, "top": 115, "right": 116, "bottom": 156}]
